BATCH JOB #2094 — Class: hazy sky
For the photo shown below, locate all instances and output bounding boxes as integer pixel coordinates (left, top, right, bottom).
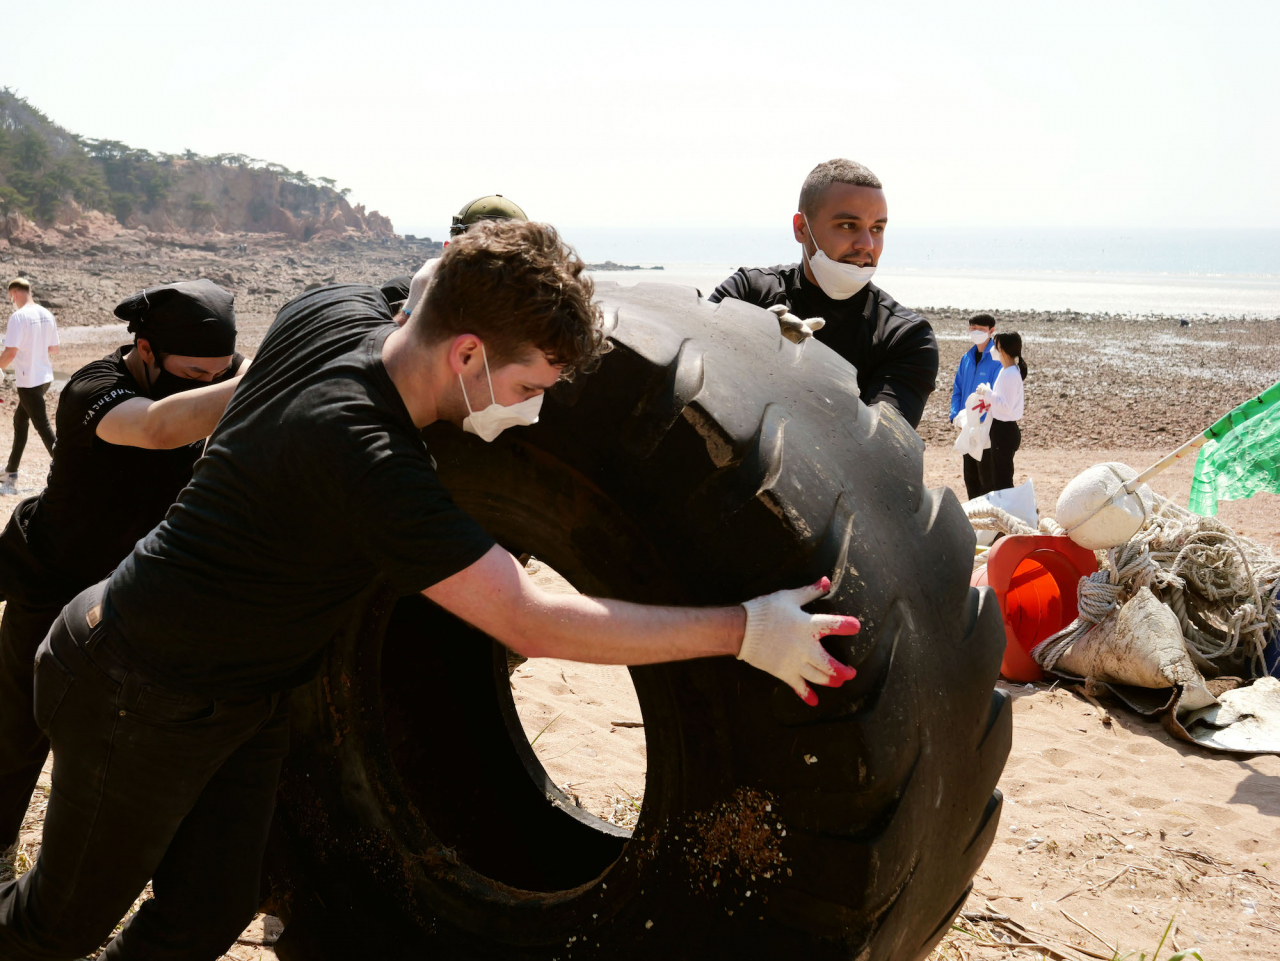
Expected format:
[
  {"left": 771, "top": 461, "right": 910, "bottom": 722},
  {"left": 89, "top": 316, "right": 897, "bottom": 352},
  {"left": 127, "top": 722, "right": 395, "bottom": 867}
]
[{"left": 11, "top": 1, "right": 1279, "bottom": 232}]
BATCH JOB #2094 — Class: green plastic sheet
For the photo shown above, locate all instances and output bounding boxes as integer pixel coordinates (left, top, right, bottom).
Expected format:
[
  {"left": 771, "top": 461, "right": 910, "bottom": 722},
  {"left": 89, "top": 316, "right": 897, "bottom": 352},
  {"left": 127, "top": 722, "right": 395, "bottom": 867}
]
[{"left": 1189, "top": 379, "right": 1280, "bottom": 515}]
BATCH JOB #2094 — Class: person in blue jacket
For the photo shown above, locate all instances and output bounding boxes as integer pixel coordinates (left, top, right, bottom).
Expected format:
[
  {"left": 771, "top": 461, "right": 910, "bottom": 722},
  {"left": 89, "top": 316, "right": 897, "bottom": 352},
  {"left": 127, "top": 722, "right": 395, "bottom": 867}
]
[{"left": 950, "top": 313, "right": 1004, "bottom": 500}]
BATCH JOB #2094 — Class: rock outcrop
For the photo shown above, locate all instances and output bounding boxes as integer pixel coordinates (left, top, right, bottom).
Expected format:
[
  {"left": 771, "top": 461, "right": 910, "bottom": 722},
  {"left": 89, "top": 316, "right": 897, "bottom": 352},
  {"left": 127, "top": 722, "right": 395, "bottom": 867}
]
[
  {"left": 116, "top": 161, "right": 395, "bottom": 241},
  {"left": 0, "top": 88, "right": 395, "bottom": 246}
]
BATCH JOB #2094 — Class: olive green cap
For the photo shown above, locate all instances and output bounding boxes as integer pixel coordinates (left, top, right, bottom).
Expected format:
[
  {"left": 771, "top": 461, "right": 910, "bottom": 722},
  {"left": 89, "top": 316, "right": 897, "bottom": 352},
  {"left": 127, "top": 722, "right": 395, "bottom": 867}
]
[{"left": 450, "top": 194, "right": 527, "bottom": 235}]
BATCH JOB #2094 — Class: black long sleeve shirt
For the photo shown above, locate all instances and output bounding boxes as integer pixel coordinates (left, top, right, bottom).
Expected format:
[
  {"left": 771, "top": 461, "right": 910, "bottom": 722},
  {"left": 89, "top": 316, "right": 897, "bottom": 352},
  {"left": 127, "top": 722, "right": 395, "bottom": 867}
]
[{"left": 708, "top": 264, "right": 939, "bottom": 429}]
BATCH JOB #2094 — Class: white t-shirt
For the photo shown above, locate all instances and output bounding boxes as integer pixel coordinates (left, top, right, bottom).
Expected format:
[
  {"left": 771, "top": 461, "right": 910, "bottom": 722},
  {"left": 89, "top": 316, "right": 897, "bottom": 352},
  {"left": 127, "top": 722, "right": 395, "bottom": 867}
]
[
  {"left": 5, "top": 303, "right": 59, "bottom": 388},
  {"left": 987, "top": 364, "right": 1024, "bottom": 422}
]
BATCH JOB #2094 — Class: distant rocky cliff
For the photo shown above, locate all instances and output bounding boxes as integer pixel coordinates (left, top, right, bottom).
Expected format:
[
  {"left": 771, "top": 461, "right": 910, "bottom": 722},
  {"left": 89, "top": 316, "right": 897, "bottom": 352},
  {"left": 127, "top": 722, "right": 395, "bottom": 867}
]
[{"left": 0, "top": 89, "right": 395, "bottom": 250}]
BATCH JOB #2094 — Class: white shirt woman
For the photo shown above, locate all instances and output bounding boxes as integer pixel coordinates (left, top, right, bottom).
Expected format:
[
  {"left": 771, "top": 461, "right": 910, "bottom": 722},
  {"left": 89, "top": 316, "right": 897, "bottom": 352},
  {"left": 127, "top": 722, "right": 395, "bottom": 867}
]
[
  {"left": 986, "top": 360, "right": 1024, "bottom": 422},
  {"left": 972, "top": 331, "right": 1026, "bottom": 494}
]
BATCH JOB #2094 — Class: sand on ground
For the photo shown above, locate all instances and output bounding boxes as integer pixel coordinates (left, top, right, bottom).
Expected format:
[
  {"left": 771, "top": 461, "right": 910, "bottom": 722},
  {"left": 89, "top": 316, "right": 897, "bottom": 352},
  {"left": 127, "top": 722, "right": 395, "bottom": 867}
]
[
  {"left": 507, "top": 447, "right": 1280, "bottom": 960},
  {"left": 4, "top": 420, "right": 1279, "bottom": 960},
  {"left": 2, "top": 237, "right": 1278, "bottom": 957}
]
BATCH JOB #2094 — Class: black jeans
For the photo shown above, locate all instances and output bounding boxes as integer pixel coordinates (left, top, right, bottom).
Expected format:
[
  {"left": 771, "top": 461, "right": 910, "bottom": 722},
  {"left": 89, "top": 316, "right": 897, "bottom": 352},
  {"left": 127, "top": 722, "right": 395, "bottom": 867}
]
[
  {"left": 0, "top": 583, "right": 290, "bottom": 961},
  {"left": 962, "top": 419, "right": 1021, "bottom": 500},
  {"left": 6, "top": 384, "right": 56, "bottom": 474},
  {"left": 0, "top": 595, "right": 66, "bottom": 848}
]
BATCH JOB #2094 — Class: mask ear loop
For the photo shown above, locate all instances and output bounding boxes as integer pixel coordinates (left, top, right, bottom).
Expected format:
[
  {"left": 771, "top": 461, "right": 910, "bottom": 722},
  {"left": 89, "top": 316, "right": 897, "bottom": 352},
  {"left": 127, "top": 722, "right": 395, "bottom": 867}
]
[
  {"left": 456, "top": 342, "right": 495, "bottom": 416},
  {"left": 456, "top": 370, "right": 475, "bottom": 417},
  {"left": 479, "top": 343, "right": 497, "bottom": 407},
  {"left": 800, "top": 212, "right": 821, "bottom": 265}
]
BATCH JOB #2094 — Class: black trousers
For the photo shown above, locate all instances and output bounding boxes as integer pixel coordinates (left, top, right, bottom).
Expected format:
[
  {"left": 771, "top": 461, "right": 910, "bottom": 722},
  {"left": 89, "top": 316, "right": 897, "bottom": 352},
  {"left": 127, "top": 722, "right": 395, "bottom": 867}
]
[
  {"left": 0, "top": 595, "right": 66, "bottom": 848},
  {"left": 7, "top": 384, "right": 56, "bottom": 474},
  {"left": 0, "top": 584, "right": 290, "bottom": 961},
  {"left": 962, "top": 419, "right": 1021, "bottom": 500}
]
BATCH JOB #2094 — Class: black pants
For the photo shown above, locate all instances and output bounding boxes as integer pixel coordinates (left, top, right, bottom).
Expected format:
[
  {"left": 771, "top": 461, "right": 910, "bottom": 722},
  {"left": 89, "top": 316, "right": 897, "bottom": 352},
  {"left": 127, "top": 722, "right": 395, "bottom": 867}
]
[
  {"left": 0, "top": 595, "right": 66, "bottom": 848},
  {"left": 7, "top": 384, "right": 55, "bottom": 474},
  {"left": 962, "top": 419, "right": 1021, "bottom": 500},
  {"left": 0, "top": 584, "right": 290, "bottom": 961}
]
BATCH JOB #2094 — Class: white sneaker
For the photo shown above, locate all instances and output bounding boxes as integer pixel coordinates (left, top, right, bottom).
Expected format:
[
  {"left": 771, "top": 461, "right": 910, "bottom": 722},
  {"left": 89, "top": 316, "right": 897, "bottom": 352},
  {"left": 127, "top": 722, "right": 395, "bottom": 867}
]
[{"left": 0, "top": 473, "right": 16, "bottom": 495}]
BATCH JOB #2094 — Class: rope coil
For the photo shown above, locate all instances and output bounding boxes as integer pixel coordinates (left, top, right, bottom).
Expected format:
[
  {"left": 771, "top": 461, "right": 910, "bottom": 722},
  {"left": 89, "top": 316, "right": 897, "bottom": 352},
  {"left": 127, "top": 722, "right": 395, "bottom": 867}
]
[{"left": 1024, "top": 493, "right": 1280, "bottom": 675}]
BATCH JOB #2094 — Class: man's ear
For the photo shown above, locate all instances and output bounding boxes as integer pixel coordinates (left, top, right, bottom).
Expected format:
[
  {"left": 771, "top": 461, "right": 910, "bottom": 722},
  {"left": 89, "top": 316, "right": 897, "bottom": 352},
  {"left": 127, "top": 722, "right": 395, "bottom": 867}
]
[
  {"left": 447, "top": 334, "right": 483, "bottom": 375},
  {"left": 792, "top": 212, "right": 807, "bottom": 246},
  {"left": 135, "top": 337, "right": 156, "bottom": 366}
]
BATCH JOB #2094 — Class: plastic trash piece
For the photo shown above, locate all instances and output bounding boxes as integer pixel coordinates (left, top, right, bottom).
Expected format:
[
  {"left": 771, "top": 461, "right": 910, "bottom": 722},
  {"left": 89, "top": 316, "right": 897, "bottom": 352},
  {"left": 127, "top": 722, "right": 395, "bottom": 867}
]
[
  {"left": 964, "top": 479, "right": 1038, "bottom": 548},
  {"left": 1057, "top": 462, "right": 1155, "bottom": 550},
  {"left": 953, "top": 389, "right": 994, "bottom": 461},
  {"left": 972, "top": 534, "right": 1099, "bottom": 682}
]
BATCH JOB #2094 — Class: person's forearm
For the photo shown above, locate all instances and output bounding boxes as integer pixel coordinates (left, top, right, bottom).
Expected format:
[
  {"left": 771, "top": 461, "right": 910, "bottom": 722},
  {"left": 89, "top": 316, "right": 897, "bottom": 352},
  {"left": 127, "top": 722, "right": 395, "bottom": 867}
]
[
  {"left": 426, "top": 547, "right": 858, "bottom": 702},
  {"left": 143, "top": 374, "right": 244, "bottom": 448},
  {"left": 507, "top": 593, "right": 745, "bottom": 664},
  {"left": 426, "top": 546, "right": 745, "bottom": 664}
]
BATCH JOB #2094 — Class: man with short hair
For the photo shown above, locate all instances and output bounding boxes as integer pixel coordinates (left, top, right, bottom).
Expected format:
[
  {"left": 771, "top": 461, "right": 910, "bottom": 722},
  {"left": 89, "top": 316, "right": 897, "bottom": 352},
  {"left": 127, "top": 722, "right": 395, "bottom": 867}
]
[
  {"left": 951, "top": 313, "right": 1004, "bottom": 500},
  {"left": 709, "top": 159, "right": 939, "bottom": 429},
  {"left": 1, "top": 279, "right": 60, "bottom": 493},
  {"left": 0, "top": 221, "right": 860, "bottom": 959},
  {"left": 0, "top": 279, "right": 247, "bottom": 860}
]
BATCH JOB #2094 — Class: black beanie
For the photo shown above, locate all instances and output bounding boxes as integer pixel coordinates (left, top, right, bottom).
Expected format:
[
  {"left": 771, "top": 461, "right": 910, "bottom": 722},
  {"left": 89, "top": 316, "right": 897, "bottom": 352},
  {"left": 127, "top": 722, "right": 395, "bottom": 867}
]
[{"left": 114, "top": 279, "right": 237, "bottom": 357}]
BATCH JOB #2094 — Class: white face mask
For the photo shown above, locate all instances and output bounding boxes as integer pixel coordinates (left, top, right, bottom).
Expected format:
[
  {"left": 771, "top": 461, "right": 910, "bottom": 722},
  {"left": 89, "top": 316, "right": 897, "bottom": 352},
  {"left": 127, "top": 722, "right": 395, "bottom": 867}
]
[
  {"left": 801, "top": 213, "right": 877, "bottom": 300},
  {"left": 458, "top": 345, "right": 544, "bottom": 442},
  {"left": 971, "top": 330, "right": 991, "bottom": 347}
]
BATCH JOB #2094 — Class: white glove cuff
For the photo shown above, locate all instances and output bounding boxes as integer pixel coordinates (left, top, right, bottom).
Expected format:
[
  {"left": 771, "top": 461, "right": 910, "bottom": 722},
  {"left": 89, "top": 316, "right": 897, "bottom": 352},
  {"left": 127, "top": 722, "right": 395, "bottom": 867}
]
[{"left": 738, "top": 595, "right": 777, "bottom": 664}]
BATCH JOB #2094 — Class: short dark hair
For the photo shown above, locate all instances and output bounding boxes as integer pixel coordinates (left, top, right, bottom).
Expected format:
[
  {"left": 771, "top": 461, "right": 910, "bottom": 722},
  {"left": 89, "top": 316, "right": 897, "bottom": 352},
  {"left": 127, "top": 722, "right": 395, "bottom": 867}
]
[
  {"left": 799, "top": 159, "right": 883, "bottom": 216},
  {"left": 417, "top": 219, "right": 607, "bottom": 378},
  {"left": 969, "top": 313, "right": 996, "bottom": 328},
  {"left": 7, "top": 278, "right": 31, "bottom": 292}
]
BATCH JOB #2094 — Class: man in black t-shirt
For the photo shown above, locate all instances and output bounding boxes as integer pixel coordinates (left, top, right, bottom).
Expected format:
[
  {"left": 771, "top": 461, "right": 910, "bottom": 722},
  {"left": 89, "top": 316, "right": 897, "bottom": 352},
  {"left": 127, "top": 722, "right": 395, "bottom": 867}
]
[
  {"left": 0, "top": 280, "right": 246, "bottom": 855},
  {"left": 0, "top": 222, "right": 863, "bottom": 960},
  {"left": 709, "top": 159, "right": 939, "bottom": 429}
]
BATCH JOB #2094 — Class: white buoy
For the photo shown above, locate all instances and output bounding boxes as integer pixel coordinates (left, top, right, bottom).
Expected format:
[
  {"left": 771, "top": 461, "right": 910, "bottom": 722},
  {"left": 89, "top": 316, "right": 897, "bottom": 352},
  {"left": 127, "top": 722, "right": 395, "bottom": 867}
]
[{"left": 1056, "top": 462, "right": 1155, "bottom": 549}]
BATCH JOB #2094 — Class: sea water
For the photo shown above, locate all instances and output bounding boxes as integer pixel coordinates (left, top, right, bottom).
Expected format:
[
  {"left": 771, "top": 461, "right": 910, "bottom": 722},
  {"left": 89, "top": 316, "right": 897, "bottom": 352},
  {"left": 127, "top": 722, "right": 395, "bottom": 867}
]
[{"left": 404, "top": 226, "right": 1280, "bottom": 318}]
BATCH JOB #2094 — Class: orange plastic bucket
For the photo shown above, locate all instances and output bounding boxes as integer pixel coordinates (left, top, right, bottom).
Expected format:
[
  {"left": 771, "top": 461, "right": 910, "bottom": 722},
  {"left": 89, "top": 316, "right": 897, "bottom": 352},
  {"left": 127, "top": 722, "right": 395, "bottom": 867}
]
[{"left": 971, "top": 534, "right": 1099, "bottom": 682}]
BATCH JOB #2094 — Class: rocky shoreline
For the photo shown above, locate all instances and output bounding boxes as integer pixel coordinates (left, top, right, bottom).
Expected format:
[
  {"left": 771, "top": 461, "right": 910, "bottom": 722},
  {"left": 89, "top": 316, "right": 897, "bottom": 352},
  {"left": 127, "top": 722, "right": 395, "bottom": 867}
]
[
  {"left": 1, "top": 227, "right": 440, "bottom": 341},
  {"left": 585, "top": 261, "right": 664, "bottom": 271},
  {"left": 915, "top": 306, "right": 1280, "bottom": 451},
  {"left": 3, "top": 231, "right": 1276, "bottom": 455}
]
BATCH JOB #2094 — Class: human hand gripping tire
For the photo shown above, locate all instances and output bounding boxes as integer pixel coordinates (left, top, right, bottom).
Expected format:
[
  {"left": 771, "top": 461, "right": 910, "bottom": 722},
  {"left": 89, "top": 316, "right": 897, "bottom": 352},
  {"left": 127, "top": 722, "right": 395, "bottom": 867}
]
[{"left": 738, "top": 576, "right": 860, "bottom": 705}]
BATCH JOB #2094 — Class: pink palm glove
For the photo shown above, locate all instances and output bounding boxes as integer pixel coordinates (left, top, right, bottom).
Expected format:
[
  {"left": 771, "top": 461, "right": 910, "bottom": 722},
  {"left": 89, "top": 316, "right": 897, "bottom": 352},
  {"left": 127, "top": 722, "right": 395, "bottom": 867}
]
[{"left": 739, "top": 577, "right": 860, "bottom": 705}]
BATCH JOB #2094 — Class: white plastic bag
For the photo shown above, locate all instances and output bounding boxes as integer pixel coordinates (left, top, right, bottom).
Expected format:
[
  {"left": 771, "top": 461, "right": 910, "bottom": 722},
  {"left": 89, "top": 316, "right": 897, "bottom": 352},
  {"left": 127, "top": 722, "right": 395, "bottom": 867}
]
[
  {"left": 953, "top": 389, "right": 994, "bottom": 461},
  {"left": 964, "top": 479, "right": 1039, "bottom": 547}
]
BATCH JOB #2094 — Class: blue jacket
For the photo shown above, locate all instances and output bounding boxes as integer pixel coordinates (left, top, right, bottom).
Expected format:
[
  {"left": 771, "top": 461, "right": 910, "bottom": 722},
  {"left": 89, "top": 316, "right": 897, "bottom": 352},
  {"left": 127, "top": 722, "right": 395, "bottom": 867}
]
[{"left": 950, "top": 341, "right": 1003, "bottom": 421}]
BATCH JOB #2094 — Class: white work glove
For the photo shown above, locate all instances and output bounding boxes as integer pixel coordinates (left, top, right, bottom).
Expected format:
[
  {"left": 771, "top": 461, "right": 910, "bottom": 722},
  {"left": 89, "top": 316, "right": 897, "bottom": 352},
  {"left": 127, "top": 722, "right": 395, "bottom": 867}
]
[
  {"left": 975, "top": 382, "right": 992, "bottom": 398},
  {"left": 739, "top": 577, "right": 860, "bottom": 706},
  {"left": 768, "top": 304, "right": 826, "bottom": 345}
]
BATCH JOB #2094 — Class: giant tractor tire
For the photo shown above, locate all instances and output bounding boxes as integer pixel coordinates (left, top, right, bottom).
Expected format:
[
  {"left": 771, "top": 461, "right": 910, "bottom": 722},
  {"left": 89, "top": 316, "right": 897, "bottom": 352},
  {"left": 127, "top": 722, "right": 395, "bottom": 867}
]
[{"left": 264, "top": 283, "right": 1011, "bottom": 960}]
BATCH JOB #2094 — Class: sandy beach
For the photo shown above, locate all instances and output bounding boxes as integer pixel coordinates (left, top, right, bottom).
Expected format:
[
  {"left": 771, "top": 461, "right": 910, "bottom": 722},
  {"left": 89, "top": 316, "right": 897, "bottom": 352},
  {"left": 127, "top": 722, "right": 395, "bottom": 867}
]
[
  {"left": 507, "top": 449, "right": 1280, "bottom": 961},
  {"left": 2, "top": 234, "right": 1278, "bottom": 959}
]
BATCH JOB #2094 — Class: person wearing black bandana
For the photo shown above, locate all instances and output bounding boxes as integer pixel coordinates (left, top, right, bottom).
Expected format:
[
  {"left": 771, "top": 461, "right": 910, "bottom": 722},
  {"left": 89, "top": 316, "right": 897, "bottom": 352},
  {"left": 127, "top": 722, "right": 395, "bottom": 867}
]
[{"left": 0, "top": 279, "right": 246, "bottom": 859}]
